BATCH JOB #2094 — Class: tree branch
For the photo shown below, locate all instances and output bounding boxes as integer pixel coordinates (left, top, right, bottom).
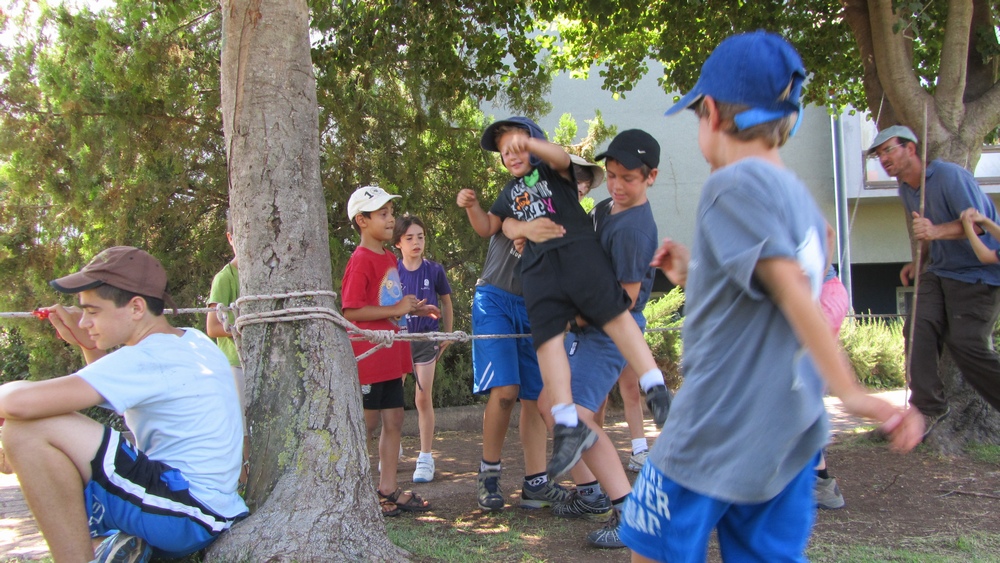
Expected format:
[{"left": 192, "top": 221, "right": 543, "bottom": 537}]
[
  {"left": 936, "top": 0, "right": 973, "bottom": 131},
  {"left": 868, "top": 0, "right": 932, "bottom": 131}
]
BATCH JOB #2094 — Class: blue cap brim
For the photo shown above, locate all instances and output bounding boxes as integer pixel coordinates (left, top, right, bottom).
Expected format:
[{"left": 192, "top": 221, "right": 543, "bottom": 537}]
[{"left": 665, "top": 87, "right": 704, "bottom": 117}]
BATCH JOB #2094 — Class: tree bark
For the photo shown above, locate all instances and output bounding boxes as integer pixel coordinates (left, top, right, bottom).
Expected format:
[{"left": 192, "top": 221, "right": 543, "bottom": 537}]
[{"left": 208, "top": 0, "right": 406, "bottom": 559}]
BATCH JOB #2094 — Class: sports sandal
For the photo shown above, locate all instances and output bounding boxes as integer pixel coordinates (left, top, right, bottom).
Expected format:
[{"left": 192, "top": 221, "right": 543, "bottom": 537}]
[
  {"left": 382, "top": 487, "right": 432, "bottom": 512},
  {"left": 378, "top": 493, "right": 401, "bottom": 517}
]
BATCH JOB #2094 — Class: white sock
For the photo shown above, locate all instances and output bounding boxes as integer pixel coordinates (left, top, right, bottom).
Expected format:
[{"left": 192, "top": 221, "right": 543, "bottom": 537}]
[
  {"left": 631, "top": 438, "right": 649, "bottom": 455},
  {"left": 639, "top": 369, "right": 666, "bottom": 393},
  {"left": 418, "top": 451, "right": 433, "bottom": 461},
  {"left": 551, "top": 403, "right": 579, "bottom": 427},
  {"left": 481, "top": 460, "right": 501, "bottom": 473}
]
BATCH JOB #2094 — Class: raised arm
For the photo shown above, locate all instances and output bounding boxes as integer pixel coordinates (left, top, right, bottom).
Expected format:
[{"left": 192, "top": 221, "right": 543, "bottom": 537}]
[
  {"left": 961, "top": 208, "right": 1000, "bottom": 264},
  {"left": 457, "top": 188, "right": 501, "bottom": 238}
]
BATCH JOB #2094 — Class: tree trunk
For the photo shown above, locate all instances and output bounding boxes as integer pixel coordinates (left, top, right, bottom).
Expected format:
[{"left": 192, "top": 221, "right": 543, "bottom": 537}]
[
  {"left": 208, "top": 0, "right": 406, "bottom": 559},
  {"left": 922, "top": 350, "right": 1000, "bottom": 455}
]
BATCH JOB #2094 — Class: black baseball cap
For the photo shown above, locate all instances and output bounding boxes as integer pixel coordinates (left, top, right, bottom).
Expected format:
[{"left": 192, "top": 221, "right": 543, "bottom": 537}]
[{"left": 595, "top": 129, "right": 660, "bottom": 170}]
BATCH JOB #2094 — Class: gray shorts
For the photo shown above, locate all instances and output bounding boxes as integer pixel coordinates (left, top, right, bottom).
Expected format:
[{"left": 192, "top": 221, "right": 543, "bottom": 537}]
[{"left": 410, "top": 340, "right": 439, "bottom": 365}]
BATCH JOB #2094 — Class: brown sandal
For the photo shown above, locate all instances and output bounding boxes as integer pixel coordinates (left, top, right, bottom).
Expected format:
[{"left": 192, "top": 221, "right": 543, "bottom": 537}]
[
  {"left": 378, "top": 492, "right": 401, "bottom": 517},
  {"left": 382, "top": 487, "right": 431, "bottom": 512}
]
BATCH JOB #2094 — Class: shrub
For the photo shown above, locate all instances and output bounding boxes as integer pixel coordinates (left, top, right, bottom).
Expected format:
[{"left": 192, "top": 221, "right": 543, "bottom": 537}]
[
  {"left": 839, "top": 317, "right": 905, "bottom": 389},
  {"left": 643, "top": 288, "right": 685, "bottom": 390}
]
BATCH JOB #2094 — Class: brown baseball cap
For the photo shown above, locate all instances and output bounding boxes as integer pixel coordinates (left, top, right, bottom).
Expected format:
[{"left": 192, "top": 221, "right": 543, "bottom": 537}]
[{"left": 50, "top": 246, "right": 177, "bottom": 311}]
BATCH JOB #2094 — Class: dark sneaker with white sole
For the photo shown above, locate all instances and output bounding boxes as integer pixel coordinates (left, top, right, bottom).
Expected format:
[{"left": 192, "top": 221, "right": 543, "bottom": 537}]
[
  {"left": 477, "top": 469, "right": 505, "bottom": 511},
  {"left": 587, "top": 507, "right": 625, "bottom": 549},
  {"left": 552, "top": 491, "right": 613, "bottom": 522},
  {"left": 547, "top": 423, "right": 598, "bottom": 479},
  {"left": 645, "top": 384, "right": 673, "bottom": 428},
  {"left": 520, "top": 479, "right": 574, "bottom": 509}
]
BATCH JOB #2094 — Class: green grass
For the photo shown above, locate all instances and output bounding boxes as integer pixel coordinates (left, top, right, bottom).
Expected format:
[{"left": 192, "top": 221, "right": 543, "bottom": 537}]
[
  {"left": 966, "top": 443, "right": 1000, "bottom": 464},
  {"left": 809, "top": 532, "right": 1000, "bottom": 562},
  {"left": 386, "top": 511, "right": 542, "bottom": 562}
]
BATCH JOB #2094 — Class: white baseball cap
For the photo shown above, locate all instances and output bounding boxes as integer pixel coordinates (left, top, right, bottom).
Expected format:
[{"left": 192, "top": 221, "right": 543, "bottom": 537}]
[{"left": 347, "top": 185, "right": 401, "bottom": 220}]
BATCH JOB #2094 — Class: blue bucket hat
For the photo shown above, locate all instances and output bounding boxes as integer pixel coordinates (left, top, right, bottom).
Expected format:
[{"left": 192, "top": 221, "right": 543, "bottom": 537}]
[
  {"left": 481, "top": 116, "right": 547, "bottom": 166},
  {"left": 664, "top": 31, "right": 806, "bottom": 135}
]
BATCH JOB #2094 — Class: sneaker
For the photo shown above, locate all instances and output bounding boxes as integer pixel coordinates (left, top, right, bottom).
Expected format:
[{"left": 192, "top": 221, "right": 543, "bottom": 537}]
[
  {"left": 814, "top": 476, "right": 845, "bottom": 509},
  {"left": 413, "top": 456, "right": 435, "bottom": 483},
  {"left": 587, "top": 507, "right": 625, "bottom": 549},
  {"left": 645, "top": 385, "right": 673, "bottom": 428},
  {"left": 552, "top": 491, "right": 613, "bottom": 522},
  {"left": 92, "top": 533, "right": 152, "bottom": 563},
  {"left": 477, "top": 469, "right": 505, "bottom": 511},
  {"left": 547, "top": 424, "right": 598, "bottom": 479},
  {"left": 922, "top": 406, "right": 951, "bottom": 439},
  {"left": 627, "top": 450, "right": 648, "bottom": 473},
  {"left": 520, "top": 480, "right": 574, "bottom": 509}
]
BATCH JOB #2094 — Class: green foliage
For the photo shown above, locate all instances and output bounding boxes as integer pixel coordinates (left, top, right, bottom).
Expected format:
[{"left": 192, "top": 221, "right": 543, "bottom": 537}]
[
  {"left": 642, "top": 288, "right": 685, "bottom": 389},
  {"left": 840, "top": 317, "right": 906, "bottom": 389},
  {"left": 0, "top": 327, "right": 29, "bottom": 384}
]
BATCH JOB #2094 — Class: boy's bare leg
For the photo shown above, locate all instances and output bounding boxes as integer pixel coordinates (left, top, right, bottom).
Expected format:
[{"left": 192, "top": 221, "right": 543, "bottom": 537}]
[
  {"left": 414, "top": 362, "right": 437, "bottom": 454},
  {"left": 618, "top": 366, "right": 647, "bottom": 441},
  {"left": 377, "top": 407, "right": 404, "bottom": 495},
  {"left": 535, "top": 335, "right": 574, "bottom": 406},
  {"left": 482, "top": 384, "right": 519, "bottom": 463},
  {"left": 3, "top": 414, "right": 105, "bottom": 562},
  {"left": 577, "top": 407, "right": 631, "bottom": 500},
  {"left": 518, "top": 399, "right": 547, "bottom": 476}
]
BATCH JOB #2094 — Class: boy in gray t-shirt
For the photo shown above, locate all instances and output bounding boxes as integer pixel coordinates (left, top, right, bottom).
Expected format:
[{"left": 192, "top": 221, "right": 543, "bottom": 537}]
[{"left": 618, "top": 32, "right": 924, "bottom": 562}]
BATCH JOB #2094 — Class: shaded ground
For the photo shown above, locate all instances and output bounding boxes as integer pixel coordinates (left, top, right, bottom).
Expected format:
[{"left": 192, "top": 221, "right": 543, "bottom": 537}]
[{"left": 4, "top": 391, "right": 1000, "bottom": 561}]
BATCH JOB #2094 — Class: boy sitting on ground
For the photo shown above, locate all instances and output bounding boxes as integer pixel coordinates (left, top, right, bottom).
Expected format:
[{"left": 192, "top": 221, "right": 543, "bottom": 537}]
[{"left": 0, "top": 246, "right": 248, "bottom": 562}]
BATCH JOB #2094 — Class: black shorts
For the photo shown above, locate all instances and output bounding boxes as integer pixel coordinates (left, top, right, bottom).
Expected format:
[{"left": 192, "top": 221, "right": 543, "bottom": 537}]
[
  {"left": 361, "top": 378, "right": 405, "bottom": 410},
  {"left": 521, "top": 239, "right": 631, "bottom": 348}
]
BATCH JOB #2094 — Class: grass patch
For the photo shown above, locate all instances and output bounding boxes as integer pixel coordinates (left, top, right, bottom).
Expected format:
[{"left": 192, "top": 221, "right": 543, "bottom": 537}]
[
  {"left": 809, "top": 531, "right": 1000, "bottom": 562},
  {"left": 966, "top": 443, "right": 1000, "bottom": 464},
  {"left": 386, "top": 511, "right": 539, "bottom": 562}
]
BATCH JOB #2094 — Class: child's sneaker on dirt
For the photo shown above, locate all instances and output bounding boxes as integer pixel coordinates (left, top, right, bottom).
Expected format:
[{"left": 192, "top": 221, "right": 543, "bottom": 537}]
[
  {"left": 91, "top": 532, "right": 152, "bottom": 563},
  {"left": 587, "top": 507, "right": 625, "bottom": 549},
  {"left": 552, "top": 491, "right": 612, "bottom": 522},
  {"left": 413, "top": 455, "right": 435, "bottom": 483},
  {"left": 547, "top": 423, "right": 597, "bottom": 479},
  {"left": 627, "top": 450, "right": 648, "bottom": 472},
  {"left": 477, "top": 469, "right": 504, "bottom": 511},
  {"left": 814, "top": 476, "right": 845, "bottom": 509},
  {"left": 519, "top": 479, "right": 573, "bottom": 509}
]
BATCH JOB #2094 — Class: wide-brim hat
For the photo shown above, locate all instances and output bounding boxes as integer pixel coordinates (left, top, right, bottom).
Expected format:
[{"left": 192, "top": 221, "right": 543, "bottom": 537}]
[{"left": 568, "top": 154, "right": 606, "bottom": 189}]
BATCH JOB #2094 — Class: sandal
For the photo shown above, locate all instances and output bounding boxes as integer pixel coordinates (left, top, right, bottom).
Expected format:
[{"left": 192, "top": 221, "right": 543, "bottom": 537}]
[
  {"left": 378, "top": 493, "right": 401, "bottom": 517},
  {"left": 382, "top": 487, "right": 432, "bottom": 512}
]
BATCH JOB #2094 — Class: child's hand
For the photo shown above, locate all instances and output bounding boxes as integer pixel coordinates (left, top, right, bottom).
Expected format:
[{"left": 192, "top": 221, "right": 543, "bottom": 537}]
[
  {"left": 961, "top": 207, "right": 984, "bottom": 228},
  {"left": 456, "top": 189, "right": 478, "bottom": 208},
  {"left": 414, "top": 303, "right": 441, "bottom": 319},
  {"left": 521, "top": 218, "right": 565, "bottom": 243},
  {"left": 512, "top": 238, "right": 526, "bottom": 254},
  {"left": 41, "top": 305, "right": 97, "bottom": 350},
  {"left": 839, "top": 392, "right": 924, "bottom": 453},
  {"left": 651, "top": 238, "right": 690, "bottom": 288}
]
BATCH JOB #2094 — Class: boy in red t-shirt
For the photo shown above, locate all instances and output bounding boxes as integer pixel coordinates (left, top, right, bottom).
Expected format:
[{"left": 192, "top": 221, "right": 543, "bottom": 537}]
[{"left": 342, "top": 185, "right": 439, "bottom": 516}]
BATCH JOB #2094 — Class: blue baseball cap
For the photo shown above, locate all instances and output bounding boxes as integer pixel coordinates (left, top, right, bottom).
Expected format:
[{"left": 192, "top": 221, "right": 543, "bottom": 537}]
[
  {"left": 481, "top": 116, "right": 548, "bottom": 167},
  {"left": 664, "top": 31, "right": 806, "bottom": 135}
]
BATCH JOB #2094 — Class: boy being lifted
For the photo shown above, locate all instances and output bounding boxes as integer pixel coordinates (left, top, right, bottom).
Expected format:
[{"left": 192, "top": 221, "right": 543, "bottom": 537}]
[{"left": 480, "top": 117, "right": 671, "bottom": 478}]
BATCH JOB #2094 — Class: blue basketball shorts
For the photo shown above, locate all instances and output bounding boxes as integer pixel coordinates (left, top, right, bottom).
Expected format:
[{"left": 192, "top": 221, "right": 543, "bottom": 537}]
[
  {"left": 619, "top": 453, "right": 818, "bottom": 563},
  {"left": 471, "top": 284, "right": 543, "bottom": 400},
  {"left": 85, "top": 427, "right": 246, "bottom": 558},
  {"left": 566, "top": 312, "right": 646, "bottom": 412}
]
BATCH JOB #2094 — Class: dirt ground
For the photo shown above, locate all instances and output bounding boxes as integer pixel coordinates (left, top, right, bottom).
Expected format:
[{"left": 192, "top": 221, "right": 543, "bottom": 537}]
[
  {"left": 3, "top": 396, "right": 1000, "bottom": 561},
  {"left": 383, "top": 410, "right": 1000, "bottom": 562}
]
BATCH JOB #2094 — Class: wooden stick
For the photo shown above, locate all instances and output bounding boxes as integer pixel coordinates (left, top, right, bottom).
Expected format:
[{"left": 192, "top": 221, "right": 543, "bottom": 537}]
[{"left": 904, "top": 103, "right": 929, "bottom": 408}]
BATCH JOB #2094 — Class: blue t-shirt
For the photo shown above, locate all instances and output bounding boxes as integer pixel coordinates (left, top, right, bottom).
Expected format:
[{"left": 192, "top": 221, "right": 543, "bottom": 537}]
[
  {"left": 76, "top": 329, "right": 248, "bottom": 519},
  {"left": 899, "top": 159, "right": 1000, "bottom": 286},
  {"left": 649, "top": 158, "right": 829, "bottom": 504},
  {"left": 398, "top": 258, "right": 452, "bottom": 333},
  {"left": 591, "top": 198, "right": 658, "bottom": 313},
  {"left": 489, "top": 162, "right": 596, "bottom": 269}
]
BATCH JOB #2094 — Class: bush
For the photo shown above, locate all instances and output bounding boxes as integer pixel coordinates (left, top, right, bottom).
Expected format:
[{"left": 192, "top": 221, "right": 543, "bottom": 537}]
[
  {"left": 643, "top": 288, "right": 685, "bottom": 390},
  {"left": 840, "top": 317, "right": 906, "bottom": 389}
]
